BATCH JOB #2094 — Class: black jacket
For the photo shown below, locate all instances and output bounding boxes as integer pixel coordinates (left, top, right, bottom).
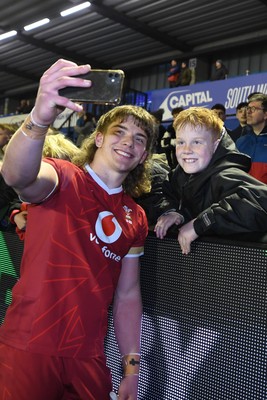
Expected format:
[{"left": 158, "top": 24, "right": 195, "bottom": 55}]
[
  {"left": 136, "top": 159, "right": 170, "bottom": 225},
  {"left": 211, "top": 64, "right": 228, "bottom": 80},
  {"left": 157, "top": 133, "right": 267, "bottom": 237},
  {"left": 0, "top": 174, "right": 19, "bottom": 231}
]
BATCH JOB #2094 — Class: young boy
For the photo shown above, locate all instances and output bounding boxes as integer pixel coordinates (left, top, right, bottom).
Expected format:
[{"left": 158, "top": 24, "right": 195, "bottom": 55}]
[
  {"left": 154, "top": 107, "right": 267, "bottom": 254},
  {"left": 0, "top": 59, "right": 157, "bottom": 400}
]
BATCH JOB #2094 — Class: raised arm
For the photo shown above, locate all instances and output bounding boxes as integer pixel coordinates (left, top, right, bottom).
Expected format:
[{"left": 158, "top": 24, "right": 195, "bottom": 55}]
[
  {"left": 113, "top": 256, "right": 142, "bottom": 400},
  {"left": 1, "top": 59, "right": 91, "bottom": 202}
]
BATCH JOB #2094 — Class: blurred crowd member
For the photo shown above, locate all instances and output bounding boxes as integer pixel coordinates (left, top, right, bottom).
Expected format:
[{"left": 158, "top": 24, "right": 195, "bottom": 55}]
[
  {"left": 177, "top": 61, "right": 191, "bottom": 86},
  {"left": 0, "top": 172, "right": 18, "bottom": 211},
  {"left": 150, "top": 109, "right": 165, "bottom": 154},
  {"left": 161, "top": 107, "right": 184, "bottom": 169},
  {"left": 74, "top": 111, "right": 96, "bottom": 147},
  {"left": 15, "top": 99, "right": 32, "bottom": 114},
  {"left": 167, "top": 59, "right": 180, "bottom": 88},
  {"left": 211, "top": 103, "right": 227, "bottom": 122},
  {"left": 0, "top": 172, "right": 19, "bottom": 231},
  {"left": 154, "top": 107, "right": 267, "bottom": 254},
  {"left": 42, "top": 132, "right": 80, "bottom": 160},
  {"left": 135, "top": 153, "right": 170, "bottom": 226},
  {"left": 230, "top": 102, "right": 248, "bottom": 142},
  {"left": 247, "top": 91, "right": 262, "bottom": 100},
  {"left": 211, "top": 103, "right": 232, "bottom": 135},
  {"left": 0, "top": 124, "right": 17, "bottom": 160},
  {"left": 0, "top": 124, "right": 24, "bottom": 230},
  {"left": 211, "top": 59, "right": 228, "bottom": 81},
  {"left": 236, "top": 93, "right": 267, "bottom": 183}
]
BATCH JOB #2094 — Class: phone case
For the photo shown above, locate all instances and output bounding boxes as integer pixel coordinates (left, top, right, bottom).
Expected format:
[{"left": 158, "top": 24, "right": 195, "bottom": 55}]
[{"left": 59, "top": 69, "right": 125, "bottom": 105}]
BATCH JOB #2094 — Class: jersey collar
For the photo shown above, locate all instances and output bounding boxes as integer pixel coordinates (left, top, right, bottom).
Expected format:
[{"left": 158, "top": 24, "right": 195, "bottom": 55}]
[{"left": 85, "top": 164, "right": 123, "bottom": 195}]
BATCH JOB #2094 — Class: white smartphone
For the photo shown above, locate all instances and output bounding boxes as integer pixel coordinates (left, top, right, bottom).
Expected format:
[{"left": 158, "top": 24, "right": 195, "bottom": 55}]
[
  {"left": 59, "top": 69, "right": 125, "bottom": 105},
  {"left": 109, "top": 391, "right": 118, "bottom": 400}
]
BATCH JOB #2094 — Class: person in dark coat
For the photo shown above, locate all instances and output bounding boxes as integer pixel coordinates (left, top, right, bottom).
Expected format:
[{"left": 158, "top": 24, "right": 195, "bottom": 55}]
[
  {"left": 135, "top": 154, "right": 170, "bottom": 226},
  {"left": 230, "top": 102, "right": 249, "bottom": 142},
  {"left": 154, "top": 107, "right": 267, "bottom": 254},
  {"left": 211, "top": 59, "right": 228, "bottom": 80},
  {"left": 176, "top": 61, "right": 191, "bottom": 86},
  {"left": 0, "top": 173, "right": 19, "bottom": 231},
  {"left": 150, "top": 109, "right": 166, "bottom": 154},
  {"left": 161, "top": 107, "right": 184, "bottom": 169}
]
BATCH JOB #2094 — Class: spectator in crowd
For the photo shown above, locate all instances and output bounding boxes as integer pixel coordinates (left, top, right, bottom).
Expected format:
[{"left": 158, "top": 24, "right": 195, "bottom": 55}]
[
  {"left": 0, "top": 123, "right": 26, "bottom": 230},
  {"left": 42, "top": 132, "right": 80, "bottom": 159},
  {"left": 76, "top": 109, "right": 87, "bottom": 126},
  {"left": 135, "top": 153, "right": 170, "bottom": 226},
  {"left": 150, "top": 109, "right": 166, "bottom": 154},
  {"left": 161, "top": 107, "right": 184, "bottom": 169},
  {"left": 211, "top": 103, "right": 227, "bottom": 122},
  {"left": 0, "top": 124, "right": 17, "bottom": 160},
  {"left": 211, "top": 59, "right": 228, "bottom": 81},
  {"left": 247, "top": 91, "right": 262, "bottom": 100},
  {"left": 167, "top": 59, "right": 180, "bottom": 88},
  {"left": 211, "top": 103, "right": 232, "bottom": 135},
  {"left": 153, "top": 107, "right": 267, "bottom": 255},
  {"left": 165, "top": 107, "right": 185, "bottom": 138},
  {"left": 0, "top": 172, "right": 19, "bottom": 232},
  {"left": 74, "top": 111, "right": 96, "bottom": 147},
  {"left": 177, "top": 61, "right": 191, "bottom": 86},
  {"left": 15, "top": 99, "right": 32, "bottom": 114},
  {"left": 236, "top": 93, "right": 267, "bottom": 183},
  {"left": 0, "top": 59, "right": 157, "bottom": 400},
  {"left": 230, "top": 102, "right": 249, "bottom": 142}
]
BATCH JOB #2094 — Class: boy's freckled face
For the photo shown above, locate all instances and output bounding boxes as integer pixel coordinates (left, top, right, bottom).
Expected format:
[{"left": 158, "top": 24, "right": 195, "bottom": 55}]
[{"left": 175, "top": 125, "right": 219, "bottom": 174}]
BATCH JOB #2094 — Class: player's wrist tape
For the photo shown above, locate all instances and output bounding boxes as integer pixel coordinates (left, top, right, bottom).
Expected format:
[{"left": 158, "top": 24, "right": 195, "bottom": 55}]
[
  {"left": 30, "top": 107, "right": 50, "bottom": 129},
  {"left": 121, "top": 353, "right": 140, "bottom": 377},
  {"left": 20, "top": 113, "right": 49, "bottom": 140}
]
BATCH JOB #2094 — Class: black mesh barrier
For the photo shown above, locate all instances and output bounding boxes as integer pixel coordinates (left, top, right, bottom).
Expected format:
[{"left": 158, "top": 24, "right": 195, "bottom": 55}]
[
  {"left": 0, "top": 231, "right": 266, "bottom": 399},
  {"left": 105, "top": 233, "right": 267, "bottom": 399}
]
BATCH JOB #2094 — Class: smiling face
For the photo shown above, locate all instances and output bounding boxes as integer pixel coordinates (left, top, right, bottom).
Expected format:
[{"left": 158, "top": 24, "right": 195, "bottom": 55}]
[
  {"left": 94, "top": 116, "right": 148, "bottom": 175},
  {"left": 175, "top": 125, "right": 219, "bottom": 174}
]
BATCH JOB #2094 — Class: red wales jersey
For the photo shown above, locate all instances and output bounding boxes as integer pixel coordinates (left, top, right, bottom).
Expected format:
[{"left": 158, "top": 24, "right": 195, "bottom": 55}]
[{"left": 0, "top": 159, "right": 148, "bottom": 358}]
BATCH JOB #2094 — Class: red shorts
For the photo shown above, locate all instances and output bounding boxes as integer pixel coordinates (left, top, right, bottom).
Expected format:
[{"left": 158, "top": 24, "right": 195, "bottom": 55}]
[{"left": 0, "top": 343, "right": 113, "bottom": 400}]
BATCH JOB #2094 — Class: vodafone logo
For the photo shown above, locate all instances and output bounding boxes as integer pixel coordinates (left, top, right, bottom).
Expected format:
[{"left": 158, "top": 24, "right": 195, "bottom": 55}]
[{"left": 95, "top": 211, "right": 122, "bottom": 244}]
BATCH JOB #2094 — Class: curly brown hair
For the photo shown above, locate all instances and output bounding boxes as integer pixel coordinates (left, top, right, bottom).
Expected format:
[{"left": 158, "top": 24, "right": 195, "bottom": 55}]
[{"left": 72, "top": 105, "right": 157, "bottom": 197}]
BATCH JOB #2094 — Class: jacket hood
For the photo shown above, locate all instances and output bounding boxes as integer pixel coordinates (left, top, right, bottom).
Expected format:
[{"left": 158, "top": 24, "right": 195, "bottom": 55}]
[{"left": 207, "top": 130, "right": 251, "bottom": 173}]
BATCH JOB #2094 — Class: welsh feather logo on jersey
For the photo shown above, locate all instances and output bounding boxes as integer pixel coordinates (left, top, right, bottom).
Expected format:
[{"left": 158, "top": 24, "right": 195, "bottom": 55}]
[
  {"left": 123, "top": 205, "right": 133, "bottom": 224},
  {"left": 95, "top": 211, "right": 122, "bottom": 244}
]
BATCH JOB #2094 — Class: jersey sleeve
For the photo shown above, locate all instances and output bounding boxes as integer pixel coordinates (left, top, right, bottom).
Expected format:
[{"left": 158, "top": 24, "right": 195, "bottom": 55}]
[{"left": 124, "top": 205, "right": 148, "bottom": 258}]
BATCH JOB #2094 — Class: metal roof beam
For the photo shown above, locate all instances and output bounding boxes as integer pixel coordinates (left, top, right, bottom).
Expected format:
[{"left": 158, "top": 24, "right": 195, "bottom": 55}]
[
  {"left": 89, "top": 0, "right": 192, "bottom": 53},
  {"left": 16, "top": 30, "right": 108, "bottom": 68}
]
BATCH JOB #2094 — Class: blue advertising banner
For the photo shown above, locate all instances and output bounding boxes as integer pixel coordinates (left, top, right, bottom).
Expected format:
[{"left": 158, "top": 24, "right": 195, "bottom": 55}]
[{"left": 147, "top": 73, "right": 267, "bottom": 122}]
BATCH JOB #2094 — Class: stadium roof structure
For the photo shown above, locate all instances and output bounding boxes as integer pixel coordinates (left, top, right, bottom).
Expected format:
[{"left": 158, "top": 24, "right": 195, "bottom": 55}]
[{"left": 0, "top": 0, "right": 267, "bottom": 97}]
